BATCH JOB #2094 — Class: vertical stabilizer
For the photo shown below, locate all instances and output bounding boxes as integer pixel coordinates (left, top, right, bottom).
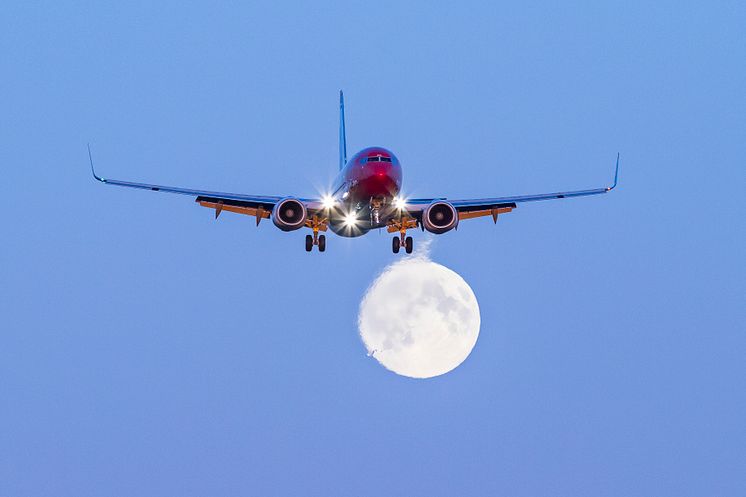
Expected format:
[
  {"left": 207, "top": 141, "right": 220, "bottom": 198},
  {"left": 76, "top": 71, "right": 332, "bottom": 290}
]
[{"left": 339, "top": 90, "right": 347, "bottom": 170}]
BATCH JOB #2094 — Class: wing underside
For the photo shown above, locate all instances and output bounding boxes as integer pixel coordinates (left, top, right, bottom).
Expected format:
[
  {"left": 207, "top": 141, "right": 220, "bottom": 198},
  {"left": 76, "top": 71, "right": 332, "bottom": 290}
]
[
  {"left": 88, "top": 145, "right": 322, "bottom": 224},
  {"left": 406, "top": 154, "right": 620, "bottom": 223}
]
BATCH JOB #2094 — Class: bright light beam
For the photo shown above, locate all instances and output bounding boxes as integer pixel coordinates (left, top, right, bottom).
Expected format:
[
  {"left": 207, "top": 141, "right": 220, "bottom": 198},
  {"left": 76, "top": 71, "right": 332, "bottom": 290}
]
[
  {"left": 321, "top": 195, "right": 336, "bottom": 210},
  {"left": 343, "top": 211, "right": 358, "bottom": 227}
]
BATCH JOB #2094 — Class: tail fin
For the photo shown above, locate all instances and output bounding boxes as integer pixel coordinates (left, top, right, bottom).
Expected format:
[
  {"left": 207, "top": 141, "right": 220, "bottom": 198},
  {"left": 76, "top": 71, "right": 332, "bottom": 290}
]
[{"left": 339, "top": 90, "right": 347, "bottom": 170}]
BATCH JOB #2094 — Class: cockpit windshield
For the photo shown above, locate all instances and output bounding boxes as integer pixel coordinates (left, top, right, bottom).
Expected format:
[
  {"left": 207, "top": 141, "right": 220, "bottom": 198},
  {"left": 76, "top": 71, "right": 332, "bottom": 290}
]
[{"left": 363, "top": 155, "right": 392, "bottom": 163}]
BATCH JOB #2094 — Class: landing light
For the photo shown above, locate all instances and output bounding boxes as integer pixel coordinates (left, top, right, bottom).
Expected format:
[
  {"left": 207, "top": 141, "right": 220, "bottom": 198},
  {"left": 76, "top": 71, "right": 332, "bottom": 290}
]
[
  {"left": 394, "top": 196, "right": 407, "bottom": 210},
  {"left": 343, "top": 212, "right": 358, "bottom": 227},
  {"left": 321, "top": 195, "right": 336, "bottom": 210}
]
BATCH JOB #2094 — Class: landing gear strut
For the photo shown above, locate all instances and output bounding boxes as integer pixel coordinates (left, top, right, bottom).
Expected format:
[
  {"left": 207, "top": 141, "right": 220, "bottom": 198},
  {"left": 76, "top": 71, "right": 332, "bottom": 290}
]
[
  {"left": 389, "top": 215, "right": 417, "bottom": 254},
  {"left": 306, "top": 216, "right": 327, "bottom": 252}
]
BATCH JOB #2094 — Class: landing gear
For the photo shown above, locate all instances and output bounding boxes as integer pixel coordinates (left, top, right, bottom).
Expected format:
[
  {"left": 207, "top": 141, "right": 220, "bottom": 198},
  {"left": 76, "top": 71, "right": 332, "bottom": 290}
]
[
  {"left": 389, "top": 215, "right": 418, "bottom": 255},
  {"left": 392, "top": 235, "right": 414, "bottom": 254},
  {"left": 304, "top": 215, "right": 329, "bottom": 252}
]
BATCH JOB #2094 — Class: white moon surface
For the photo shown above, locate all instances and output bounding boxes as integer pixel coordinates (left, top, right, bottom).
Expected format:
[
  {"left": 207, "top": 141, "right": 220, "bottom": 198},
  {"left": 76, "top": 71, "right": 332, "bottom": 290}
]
[{"left": 358, "top": 253, "right": 481, "bottom": 378}]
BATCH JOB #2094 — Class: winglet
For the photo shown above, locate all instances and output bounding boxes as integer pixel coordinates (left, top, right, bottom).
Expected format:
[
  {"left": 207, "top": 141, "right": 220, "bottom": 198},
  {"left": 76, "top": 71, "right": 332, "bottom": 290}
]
[
  {"left": 607, "top": 153, "right": 620, "bottom": 191},
  {"left": 88, "top": 143, "right": 106, "bottom": 182}
]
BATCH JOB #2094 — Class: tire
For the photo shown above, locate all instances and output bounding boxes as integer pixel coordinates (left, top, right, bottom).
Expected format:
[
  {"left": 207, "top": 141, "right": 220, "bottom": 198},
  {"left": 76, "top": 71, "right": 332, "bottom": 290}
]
[
  {"left": 305, "top": 234, "right": 313, "bottom": 252},
  {"left": 318, "top": 234, "right": 326, "bottom": 252},
  {"left": 392, "top": 236, "right": 400, "bottom": 254},
  {"left": 405, "top": 236, "right": 413, "bottom": 254}
]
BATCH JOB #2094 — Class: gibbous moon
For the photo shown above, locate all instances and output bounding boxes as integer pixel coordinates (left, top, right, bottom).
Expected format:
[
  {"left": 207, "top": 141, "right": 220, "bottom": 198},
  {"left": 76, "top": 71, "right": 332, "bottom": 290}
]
[{"left": 358, "top": 253, "right": 480, "bottom": 378}]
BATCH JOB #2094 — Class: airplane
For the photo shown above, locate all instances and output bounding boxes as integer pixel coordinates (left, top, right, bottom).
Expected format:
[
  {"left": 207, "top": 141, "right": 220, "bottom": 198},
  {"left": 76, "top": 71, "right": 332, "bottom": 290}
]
[{"left": 90, "top": 91, "right": 619, "bottom": 254}]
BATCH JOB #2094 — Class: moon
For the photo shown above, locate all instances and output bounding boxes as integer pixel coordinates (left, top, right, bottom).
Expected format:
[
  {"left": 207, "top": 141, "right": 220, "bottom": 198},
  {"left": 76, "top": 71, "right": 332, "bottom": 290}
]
[{"left": 358, "top": 253, "right": 481, "bottom": 378}]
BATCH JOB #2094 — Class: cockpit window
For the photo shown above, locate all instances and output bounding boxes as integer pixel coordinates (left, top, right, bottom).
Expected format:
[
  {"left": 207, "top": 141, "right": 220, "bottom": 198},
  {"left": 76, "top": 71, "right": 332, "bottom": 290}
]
[{"left": 363, "top": 156, "right": 392, "bottom": 163}]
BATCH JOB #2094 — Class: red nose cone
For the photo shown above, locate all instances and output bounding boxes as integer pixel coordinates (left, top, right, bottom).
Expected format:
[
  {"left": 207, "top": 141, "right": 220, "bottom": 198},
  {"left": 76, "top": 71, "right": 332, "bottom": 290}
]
[
  {"left": 372, "top": 163, "right": 389, "bottom": 177},
  {"left": 342, "top": 147, "right": 403, "bottom": 201}
]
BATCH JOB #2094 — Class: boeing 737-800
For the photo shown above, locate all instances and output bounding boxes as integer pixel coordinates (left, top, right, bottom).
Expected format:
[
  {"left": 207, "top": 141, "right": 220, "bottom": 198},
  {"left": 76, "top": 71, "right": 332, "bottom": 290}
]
[{"left": 90, "top": 91, "right": 619, "bottom": 253}]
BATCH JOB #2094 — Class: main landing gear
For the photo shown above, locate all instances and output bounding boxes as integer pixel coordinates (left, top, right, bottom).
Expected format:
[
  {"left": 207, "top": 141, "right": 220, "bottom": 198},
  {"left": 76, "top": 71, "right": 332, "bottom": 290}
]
[
  {"left": 305, "top": 215, "right": 327, "bottom": 252},
  {"left": 305, "top": 233, "right": 326, "bottom": 252},
  {"left": 392, "top": 233, "right": 413, "bottom": 254},
  {"left": 389, "top": 215, "right": 417, "bottom": 255}
]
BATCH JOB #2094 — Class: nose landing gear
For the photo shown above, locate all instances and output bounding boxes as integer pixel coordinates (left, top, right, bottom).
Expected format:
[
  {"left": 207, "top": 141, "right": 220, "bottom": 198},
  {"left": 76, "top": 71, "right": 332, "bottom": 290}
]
[{"left": 369, "top": 196, "right": 384, "bottom": 226}]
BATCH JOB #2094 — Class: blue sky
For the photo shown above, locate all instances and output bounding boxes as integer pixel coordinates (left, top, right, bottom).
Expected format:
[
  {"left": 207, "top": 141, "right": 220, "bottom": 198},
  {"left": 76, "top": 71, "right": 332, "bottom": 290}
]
[{"left": 1, "top": 1, "right": 744, "bottom": 495}]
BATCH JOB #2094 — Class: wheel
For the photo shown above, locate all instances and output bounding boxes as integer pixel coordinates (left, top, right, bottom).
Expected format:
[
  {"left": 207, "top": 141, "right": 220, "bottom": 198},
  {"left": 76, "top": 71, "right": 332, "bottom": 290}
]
[
  {"left": 305, "top": 234, "right": 313, "bottom": 252},
  {"left": 392, "top": 236, "right": 400, "bottom": 254},
  {"left": 318, "top": 234, "right": 326, "bottom": 252},
  {"left": 405, "top": 236, "right": 413, "bottom": 254}
]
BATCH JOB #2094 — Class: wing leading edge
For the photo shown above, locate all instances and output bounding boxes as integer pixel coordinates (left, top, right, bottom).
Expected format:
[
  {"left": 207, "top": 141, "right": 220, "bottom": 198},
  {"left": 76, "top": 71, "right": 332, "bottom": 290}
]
[
  {"left": 407, "top": 154, "right": 620, "bottom": 221},
  {"left": 88, "top": 145, "right": 316, "bottom": 221}
]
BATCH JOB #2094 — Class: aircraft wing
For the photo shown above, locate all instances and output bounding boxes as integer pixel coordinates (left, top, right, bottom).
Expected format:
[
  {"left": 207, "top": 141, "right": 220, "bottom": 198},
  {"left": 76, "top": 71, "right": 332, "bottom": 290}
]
[
  {"left": 88, "top": 146, "right": 316, "bottom": 223},
  {"left": 406, "top": 154, "right": 620, "bottom": 223}
]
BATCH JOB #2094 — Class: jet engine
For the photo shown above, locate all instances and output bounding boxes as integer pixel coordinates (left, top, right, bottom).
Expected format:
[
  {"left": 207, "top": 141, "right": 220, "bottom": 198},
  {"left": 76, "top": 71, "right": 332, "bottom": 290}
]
[
  {"left": 272, "top": 197, "right": 307, "bottom": 231},
  {"left": 422, "top": 201, "right": 459, "bottom": 234}
]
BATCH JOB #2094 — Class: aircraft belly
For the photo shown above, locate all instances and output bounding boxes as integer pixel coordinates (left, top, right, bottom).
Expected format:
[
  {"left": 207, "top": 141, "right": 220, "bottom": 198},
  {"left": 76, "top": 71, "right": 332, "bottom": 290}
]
[{"left": 328, "top": 220, "right": 371, "bottom": 237}]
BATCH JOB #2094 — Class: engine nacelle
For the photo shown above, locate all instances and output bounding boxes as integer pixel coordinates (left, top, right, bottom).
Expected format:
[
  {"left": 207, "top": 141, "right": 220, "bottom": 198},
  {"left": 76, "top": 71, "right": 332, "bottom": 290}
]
[
  {"left": 423, "top": 201, "right": 459, "bottom": 234},
  {"left": 272, "top": 197, "right": 307, "bottom": 231}
]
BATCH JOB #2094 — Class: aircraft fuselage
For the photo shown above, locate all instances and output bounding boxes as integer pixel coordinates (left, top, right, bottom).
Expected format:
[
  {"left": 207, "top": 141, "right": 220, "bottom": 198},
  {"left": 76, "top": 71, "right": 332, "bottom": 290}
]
[{"left": 329, "top": 146, "right": 402, "bottom": 237}]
